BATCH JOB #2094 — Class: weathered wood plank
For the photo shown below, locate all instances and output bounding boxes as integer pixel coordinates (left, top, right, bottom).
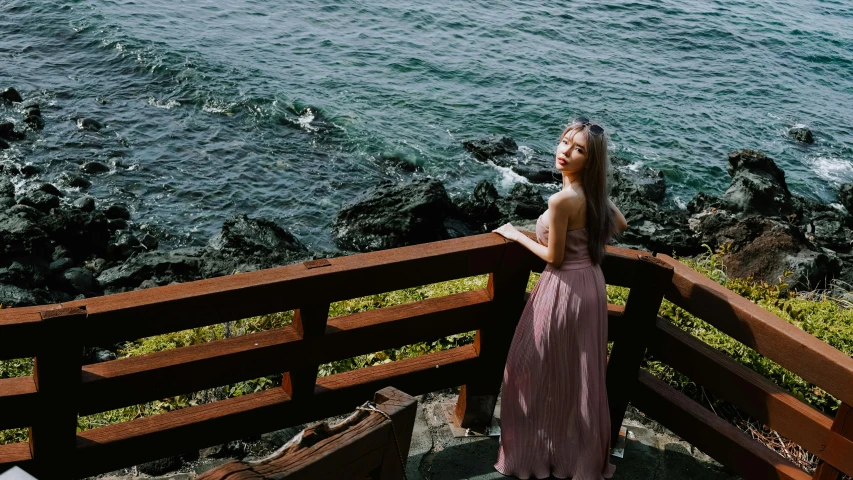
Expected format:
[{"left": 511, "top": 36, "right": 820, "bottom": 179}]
[
  {"left": 633, "top": 369, "right": 811, "bottom": 480},
  {"left": 456, "top": 241, "right": 530, "bottom": 428},
  {"left": 73, "top": 346, "right": 478, "bottom": 478},
  {"left": 65, "top": 235, "right": 508, "bottom": 345},
  {"left": 282, "top": 303, "right": 331, "bottom": 400},
  {"left": 648, "top": 316, "right": 838, "bottom": 465},
  {"left": 0, "top": 376, "right": 37, "bottom": 430},
  {"left": 812, "top": 403, "right": 853, "bottom": 479},
  {"left": 0, "top": 443, "right": 32, "bottom": 474},
  {"left": 29, "top": 307, "right": 86, "bottom": 480},
  {"left": 657, "top": 253, "right": 853, "bottom": 407},
  {"left": 79, "top": 290, "right": 491, "bottom": 415},
  {"left": 605, "top": 255, "right": 673, "bottom": 444},
  {"left": 197, "top": 387, "right": 416, "bottom": 480}
]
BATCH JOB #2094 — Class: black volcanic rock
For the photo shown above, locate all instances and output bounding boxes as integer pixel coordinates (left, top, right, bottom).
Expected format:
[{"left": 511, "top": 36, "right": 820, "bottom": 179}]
[
  {"left": 611, "top": 156, "right": 667, "bottom": 202},
  {"left": 59, "top": 172, "right": 92, "bottom": 189},
  {"left": 0, "top": 213, "right": 52, "bottom": 260},
  {"left": 721, "top": 150, "right": 793, "bottom": 216},
  {"left": 789, "top": 125, "right": 814, "bottom": 144},
  {"left": 18, "top": 191, "right": 60, "bottom": 213},
  {"left": 462, "top": 135, "right": 518, "bottom": 162},
  {"left": 0, "top": 122, "right": 25, "bottom": 141},
  {"left": 81, "top": 161, "right": 110, "bottom": 174},
  {"left": 105, "top": 204, "right": 131, "bottom": 220},
  {"left": 333, "top": 178, "right": 454, "bottom": 252},
  {"left": 1, "top": 88, "right": 23, "bottom": 103}
]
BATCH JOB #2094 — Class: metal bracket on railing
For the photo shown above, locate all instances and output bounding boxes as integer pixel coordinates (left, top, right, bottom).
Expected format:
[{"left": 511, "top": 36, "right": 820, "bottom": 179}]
[{"left": 303, "top": 259, "right": 331, "bottom": 269}]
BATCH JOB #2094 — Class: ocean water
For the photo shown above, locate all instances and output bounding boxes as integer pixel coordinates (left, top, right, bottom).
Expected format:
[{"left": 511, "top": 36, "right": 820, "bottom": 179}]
[{"left": 1, "top": 0, "right": 852, "bottom": 250}]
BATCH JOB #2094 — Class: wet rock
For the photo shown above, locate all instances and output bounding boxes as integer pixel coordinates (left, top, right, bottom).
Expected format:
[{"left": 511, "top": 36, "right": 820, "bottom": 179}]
[
  {"left": 37, "top": 183, "right": 62, "bottom": 197},
  {"left": 501, "top": 183, "right": 546, "bottom": 221},
  {"left": 0, "top": 178, "right": 14, "bottom": 198},
  {"left": 721, "top": 150, "right": 793, "bottom": 216},
  {"left": 212, "top": 214, "right": 307, "bottom": 256},
  {"left": 791, "top": 199, "right": 853, "bottom": 251},
  {"left": 462, "top": 135, "right": 518, "bottom": 161},
  {"left": 62, "top": 267, "right": 95, "bottom": 295},
  {"left": 105, "top": 203, "right": 130, "bottom": 220},
  {"left": 84, "top": 257, "right": 108, "bottom": 276},
  {"left": 0, "top": 260, "right": 49, "bottom": 289},
  {"left": 77, "top": 118, "right": 103, "bottom": 131},
  {"left": 0, "top": 197, "right": 14, "bottom": 210},
  {"left": 40, "top": 209, "right": 111, "bottom": 258},
  {"left": 611, "top": 157, "right": 667, "bottom": 202},
  {"left": 838, "top": 183, "right": 853, "bottom": 213},
  {"left": 73, "top": 196, "right": 95, "bottom": 212},
  {"left": 52, "top": 245, "right": 73, "bottom": 261},
  {"left": 49, "top": 257, "right": 74, "bottom": 273},
  {"left": 108, "top": 218, "right": 128, "bottom": 231},
  {"left": 59, "top": 172, "right": 92, "bottom": 189},
  {"left": 0, "top": 139, "right": 8, "bottom": 150},
  {"left": 789, "top": 125, "right": 814, "bottom": 144},
  {"left": 0, "top": 122, "right": 25, "bottom": 141},
  {"left": 96, "top": 249, "right": 204, "bottom": 292},
  {"left": 454, "top": 180, "right": 504, "bottom": 231},
  {"left": 23, "top": 104, "right": 40, "bottom": 117},
  {"left": 80, "top": 161, "right": 110, "bottom": 174},
  {"left": 18, "top": 191, "right": 60, "bottom": 213},
  {"left": 141, "top": 233, "right": 159, "bottom": 250},
  {"left": 1, "top": 87, "right": 23, "bottom": 103},
  {"left": 6, "top": 204, "right": 44, "bottom": 222},
  {"left": 614, "top": 187, "right": 701, "bottom": 256},
  {"left": 511, "top": 165, "right": 558, "bottom": 184},
  {"left": 333, "top": 178, "right": 454, "bottom": 252},
  {"left": 138, "top": 456, "right": 183, "bottom": 476},
  {"left": 107, "top": 233, "right": 143, "bottom": 261},
  {"left": 0, "top": 283, "right": 51, "bottom": 307},
  {"left": 20, "top": 164, "right": 41, "bottom": 177},
  {"left": 84, "top": 347, "right": 116, "bottom": 364},
  {"left": 378, "top": 154, "right": 423, "bottom": 173}
]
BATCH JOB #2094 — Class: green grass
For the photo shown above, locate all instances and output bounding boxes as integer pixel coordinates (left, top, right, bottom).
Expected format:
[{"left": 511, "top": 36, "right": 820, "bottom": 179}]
[{"left": 1, "top": 247, "right": 851, "bottom": 446}]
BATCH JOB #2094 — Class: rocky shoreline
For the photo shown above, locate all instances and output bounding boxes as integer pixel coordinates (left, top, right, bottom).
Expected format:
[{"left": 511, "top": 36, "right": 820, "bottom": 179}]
[{"left": 3, "top": 86, "right": 852, "bottom": 321}]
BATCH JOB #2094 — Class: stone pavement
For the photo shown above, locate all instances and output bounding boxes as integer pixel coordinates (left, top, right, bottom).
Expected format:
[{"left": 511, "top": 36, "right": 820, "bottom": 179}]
[{"left": 407, "top": 392, "right": 742, "bottom": 480}]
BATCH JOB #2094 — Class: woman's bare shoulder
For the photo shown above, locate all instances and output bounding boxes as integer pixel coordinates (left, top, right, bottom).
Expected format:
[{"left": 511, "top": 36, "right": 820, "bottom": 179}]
[{"left": 548, "top": 189, "right": 584, "bottom": 211}]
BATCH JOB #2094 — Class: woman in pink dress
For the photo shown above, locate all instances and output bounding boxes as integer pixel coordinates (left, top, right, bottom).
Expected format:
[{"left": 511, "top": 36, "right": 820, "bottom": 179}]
[{"left": 492, "top": 118, "right": 628, "bottom": 479}]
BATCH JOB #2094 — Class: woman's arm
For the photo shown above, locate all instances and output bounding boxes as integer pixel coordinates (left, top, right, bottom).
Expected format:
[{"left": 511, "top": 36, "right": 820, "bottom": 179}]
[
  {"left": 493, "top": 194, "right": 573, "bottom": 268},
  {"left": 609, "top": 198, "right": 628, "bottom": 233}
]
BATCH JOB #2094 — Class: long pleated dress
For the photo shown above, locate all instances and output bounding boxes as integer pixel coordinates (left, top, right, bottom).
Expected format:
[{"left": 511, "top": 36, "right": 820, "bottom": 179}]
[{"left": 494, "top": 213, "right": 616, "bottom": 480}]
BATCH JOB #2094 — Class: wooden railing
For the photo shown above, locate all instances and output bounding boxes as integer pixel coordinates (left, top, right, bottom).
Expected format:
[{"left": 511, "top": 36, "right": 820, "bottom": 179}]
[{"left": 0, "top": 232, "right": 851, "bottom": 479}]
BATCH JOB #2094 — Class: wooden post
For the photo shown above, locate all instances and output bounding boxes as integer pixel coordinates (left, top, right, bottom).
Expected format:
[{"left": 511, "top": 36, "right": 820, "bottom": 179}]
[
  {"left": 283, "top": 304, "right": 331, "bottom": 400},
  {"left": 605, "top": 255, "right": 673, "bottom": 445},
  {"left": 455, "top": 241, "right": 531, "bottom": 429},
  {"left": 29, "top": 307, "right": 86, "bottom": 480},
  {"left": 374, "top": 387, "right": 418, "bottom": 480},
  {"left": 812, "top": 402, "right": 853, "bottom": 480}
]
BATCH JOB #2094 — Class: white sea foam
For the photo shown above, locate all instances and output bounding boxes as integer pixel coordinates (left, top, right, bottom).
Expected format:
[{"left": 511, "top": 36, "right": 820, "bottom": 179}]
[
  {"left": 807, "top": 154, "right": 853, "bottom": 185},
  {"left": 489, "top": 161, "right": 528, "bottom": 190},
  {"left": 673, "top": 196, "right": 687, "bottom": 210},
  {"left": 148, "top": 97, "right": 181, "bottom": 109},
  {"left": 202, "top": 99, "right": 236, "bottom": 115}
]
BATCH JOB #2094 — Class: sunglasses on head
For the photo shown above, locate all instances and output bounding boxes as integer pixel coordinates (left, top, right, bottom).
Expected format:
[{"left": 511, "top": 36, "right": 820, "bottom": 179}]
[{"left": 573, "top": 116, "right": 605, "bottom": 136}]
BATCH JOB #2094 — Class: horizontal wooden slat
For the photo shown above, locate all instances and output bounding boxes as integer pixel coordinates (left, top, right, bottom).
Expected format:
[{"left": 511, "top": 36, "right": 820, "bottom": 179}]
[
  {"left": 0, "top": 377, "right": 37, "bottom": 430},
  {"left": 647, "top": 317, "right": 844, "bottom": 467},
  {"left": 632, "top": 369, "right": 811, "bottom": 480},
  {"left": 0, "top": 442, "right": 32, "bottom": 474},
  {"left": 656, "top": 253, "right": 853, "bottom": 408},
  {"left": 79, "top": 290, "right": 491, "bottom": 415},
  {"left": 64, "top": 234, "right": 510, "bottom": 345},
  {"left": 73, "top": 345, "right": 479, "bottom": 478}
]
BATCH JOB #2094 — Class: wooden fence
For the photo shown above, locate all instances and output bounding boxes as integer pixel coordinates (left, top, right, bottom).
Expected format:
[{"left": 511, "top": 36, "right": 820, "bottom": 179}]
[{"left": 0, "top": 232, "right": 851, "bottom": 479}]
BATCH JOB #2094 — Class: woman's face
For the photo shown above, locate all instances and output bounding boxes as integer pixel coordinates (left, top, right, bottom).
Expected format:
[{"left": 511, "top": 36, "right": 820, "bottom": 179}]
[{"left": 555, "top": 128, "right": 588, "bottom": 175}]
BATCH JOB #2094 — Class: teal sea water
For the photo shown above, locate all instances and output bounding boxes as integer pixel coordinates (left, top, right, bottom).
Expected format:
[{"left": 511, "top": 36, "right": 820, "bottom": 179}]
[{"left": 2, "top": 0, "right": 852, "bottom": 250}]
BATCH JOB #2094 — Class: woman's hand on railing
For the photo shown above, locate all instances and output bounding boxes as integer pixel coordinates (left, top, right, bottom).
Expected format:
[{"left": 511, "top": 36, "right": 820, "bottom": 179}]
[{"left": 493, "top": 223, "right": 522, "bottom": 242}]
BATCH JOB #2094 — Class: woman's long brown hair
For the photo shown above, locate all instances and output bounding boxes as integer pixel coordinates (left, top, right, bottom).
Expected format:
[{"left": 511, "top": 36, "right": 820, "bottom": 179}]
[{"left": 558, "top": 122, "right": 615, "bottom": 265}]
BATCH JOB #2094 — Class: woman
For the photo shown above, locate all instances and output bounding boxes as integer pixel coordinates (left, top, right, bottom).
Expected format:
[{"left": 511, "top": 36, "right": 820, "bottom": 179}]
[{"left": 491, "top": 118, "right": 628, "bottom": 479}]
